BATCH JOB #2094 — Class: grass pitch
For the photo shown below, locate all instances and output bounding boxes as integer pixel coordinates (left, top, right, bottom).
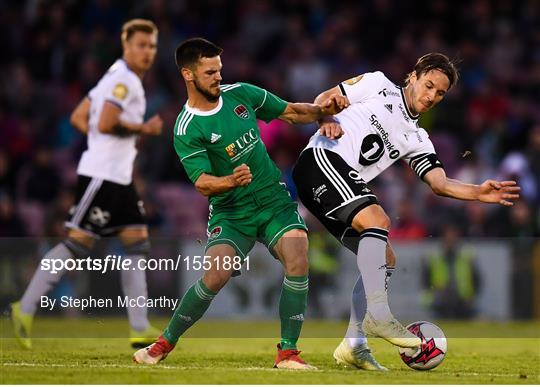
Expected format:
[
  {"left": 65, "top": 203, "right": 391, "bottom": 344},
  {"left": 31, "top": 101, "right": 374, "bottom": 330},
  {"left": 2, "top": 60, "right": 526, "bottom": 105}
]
[{"left": 1, "top": 317, "right": 539, "bottom": 384}]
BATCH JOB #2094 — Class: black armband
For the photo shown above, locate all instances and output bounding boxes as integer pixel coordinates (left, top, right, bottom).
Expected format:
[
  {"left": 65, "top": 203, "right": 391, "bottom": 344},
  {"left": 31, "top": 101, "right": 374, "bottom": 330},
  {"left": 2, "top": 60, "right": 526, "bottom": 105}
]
[{"left": 409, "top": 153, "right": 443, "bottom": 180}]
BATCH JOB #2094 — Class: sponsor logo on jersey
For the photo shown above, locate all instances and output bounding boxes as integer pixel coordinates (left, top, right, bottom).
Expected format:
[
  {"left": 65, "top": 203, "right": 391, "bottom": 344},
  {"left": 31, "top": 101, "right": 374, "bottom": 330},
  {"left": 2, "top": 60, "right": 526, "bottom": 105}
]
[
  {"left": 384, "top": 104, "right": 393, "bottom": 113},
  {"left": 226, "top": 144, "right": 237, "bottom": 157},
  {"left": 358, "top": 134, "right": 385, "bottom": 166},
  {"left": 398, "top": 104, "right": 410, "bottom": 122},
  {"left": 344, "top": 75, "right": 362, "bottom": 85},
  {"left": 112, "top": 83, "right": 128, "bottom": 100},
  {"left": 378, "top": 88, "right": 400, "bottom": 97},
  {"left": 234, "top": 104, "right": 249, "bottom": 119},
  {"left": 369, "top": 114, "right": 400, "bottom": 160},
  {"left": 348, "top": 170, "right": 366, "bottom": 183},
  {"left": 210, "top": 133, "right": 222, "bottom": 143},
  {"left": 225, "top": 128, "right": 259, "bottom": 161},
  {"left": 208, "top": 226, "right": 222, "bottom": 240}
]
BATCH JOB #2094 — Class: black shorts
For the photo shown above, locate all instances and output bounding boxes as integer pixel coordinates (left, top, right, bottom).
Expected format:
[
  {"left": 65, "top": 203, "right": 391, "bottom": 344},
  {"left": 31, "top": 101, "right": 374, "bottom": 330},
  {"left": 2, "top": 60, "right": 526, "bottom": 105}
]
[
  {"left": 292, "top": 148, "right": 379, "bottom": 252},
  {"left": 65, "top": 175, "right": 146, "bottom": 237}
]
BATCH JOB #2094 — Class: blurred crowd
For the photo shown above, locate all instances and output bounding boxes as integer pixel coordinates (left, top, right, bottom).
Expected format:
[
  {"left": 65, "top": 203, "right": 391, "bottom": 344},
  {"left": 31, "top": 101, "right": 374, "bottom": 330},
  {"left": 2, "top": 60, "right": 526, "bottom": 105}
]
[{"left": 0, "top": 0, "right": 538, "bottom": 239}]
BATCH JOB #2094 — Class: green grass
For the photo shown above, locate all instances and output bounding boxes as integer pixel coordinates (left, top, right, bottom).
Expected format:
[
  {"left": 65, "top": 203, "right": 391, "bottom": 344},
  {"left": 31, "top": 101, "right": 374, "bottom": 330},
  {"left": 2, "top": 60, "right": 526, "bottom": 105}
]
[{"left": 1, "top": 317, "right": 539, "bottom": 384}]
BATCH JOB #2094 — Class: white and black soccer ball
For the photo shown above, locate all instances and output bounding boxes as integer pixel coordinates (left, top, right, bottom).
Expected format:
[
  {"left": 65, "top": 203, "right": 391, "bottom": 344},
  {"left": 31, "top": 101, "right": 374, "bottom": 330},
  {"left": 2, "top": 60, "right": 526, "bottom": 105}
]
[{"left": 398, "top": 321, "right": 447, "bottom": 370}]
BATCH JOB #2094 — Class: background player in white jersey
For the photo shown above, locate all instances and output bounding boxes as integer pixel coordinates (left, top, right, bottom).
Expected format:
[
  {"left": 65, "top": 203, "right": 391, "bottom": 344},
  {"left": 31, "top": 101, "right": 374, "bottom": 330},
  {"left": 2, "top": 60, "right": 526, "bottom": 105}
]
[
  {"left": 10, "top": 19, "right": 163, "bottom": 349},
  {"left": 293, "top": 53, "right": 521, "bottom": 370}
]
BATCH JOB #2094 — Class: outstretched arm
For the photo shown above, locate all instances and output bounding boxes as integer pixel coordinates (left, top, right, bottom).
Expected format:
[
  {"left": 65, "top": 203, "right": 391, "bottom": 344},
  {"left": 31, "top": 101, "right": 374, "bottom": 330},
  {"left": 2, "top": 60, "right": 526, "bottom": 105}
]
[
  {"left": 423, "top": 168, "right": 520, "bottom": 206},
  {"left": 278, "top": 94, "right": 349, "bottom": 125}
]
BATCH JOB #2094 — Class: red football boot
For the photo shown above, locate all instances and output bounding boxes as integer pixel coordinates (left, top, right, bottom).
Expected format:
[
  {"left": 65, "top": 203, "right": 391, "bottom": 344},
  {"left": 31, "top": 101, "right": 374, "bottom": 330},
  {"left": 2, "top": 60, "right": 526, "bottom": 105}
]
[
  {"left": 133, "top": 335, "right": 175, "bottom": 365},
  {"left": 273, "top": 343, "right": 317, "bottom": 370}
]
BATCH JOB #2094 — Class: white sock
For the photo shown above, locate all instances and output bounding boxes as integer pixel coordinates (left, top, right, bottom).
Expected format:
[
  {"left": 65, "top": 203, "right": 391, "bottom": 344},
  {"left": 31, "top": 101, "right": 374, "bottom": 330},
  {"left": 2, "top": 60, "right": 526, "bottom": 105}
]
[
  {"left": 347, "top": 336, "right": 368, "bottom": 348},
  {"left": 121, "top": 254, "right": 149, "bottom": 332},
  {"left": 20, "top": 243, "right": 73, "bottom": 314},
  {"left": 357, "top": 228, "right": 391, "bottom": 321},
  {"left": 345, "top": 275, "right": 368, "bottom": 348}
]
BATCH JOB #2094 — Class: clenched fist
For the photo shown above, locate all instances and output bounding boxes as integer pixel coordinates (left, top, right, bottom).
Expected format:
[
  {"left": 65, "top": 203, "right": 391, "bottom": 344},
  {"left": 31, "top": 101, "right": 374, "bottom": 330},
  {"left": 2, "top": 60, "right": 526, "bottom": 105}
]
[
  {"left": 320, "top": 94, "right": 350, "bottom": 116},
  {"left": 141, "top": 114, "right": 163, "bottom": 135},
  {"left": 232, "top": 163, "right": 253, "bottom": 187}
]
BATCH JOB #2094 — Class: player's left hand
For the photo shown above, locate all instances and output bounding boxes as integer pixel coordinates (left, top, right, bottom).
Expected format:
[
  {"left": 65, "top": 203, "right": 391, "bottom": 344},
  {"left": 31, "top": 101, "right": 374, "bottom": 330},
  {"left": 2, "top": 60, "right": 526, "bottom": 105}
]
[
  {"left": 319, "top": 121, "right": 344, "bottom": 139},
  {"left": 320, "top": 94, "right": 350, "bottom": 116},
  {"left": 478, "top": 180, "right": 520, "bottom": 206}
]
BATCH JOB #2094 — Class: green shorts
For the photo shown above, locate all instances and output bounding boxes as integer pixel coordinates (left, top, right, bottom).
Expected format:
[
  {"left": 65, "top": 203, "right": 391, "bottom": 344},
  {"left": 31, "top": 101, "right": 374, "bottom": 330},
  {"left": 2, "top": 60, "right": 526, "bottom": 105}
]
[{"left": 205, "top": 184, "right": 307, "bottom": 260}]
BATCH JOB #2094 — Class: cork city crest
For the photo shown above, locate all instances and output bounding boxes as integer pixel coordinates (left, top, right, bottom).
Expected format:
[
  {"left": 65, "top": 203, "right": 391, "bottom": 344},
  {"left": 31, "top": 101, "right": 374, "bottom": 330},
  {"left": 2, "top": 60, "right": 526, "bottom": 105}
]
[
  {"left": 234, "top": 104, "right": 249, "bottom": 119},
  {"left": 208, "top": 226, "right": 222, "bottom": 240}
]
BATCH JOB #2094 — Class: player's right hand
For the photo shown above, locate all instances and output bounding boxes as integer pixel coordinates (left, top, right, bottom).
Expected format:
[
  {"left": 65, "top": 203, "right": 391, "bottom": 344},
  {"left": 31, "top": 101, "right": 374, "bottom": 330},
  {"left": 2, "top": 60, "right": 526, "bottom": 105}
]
[
  {"left": 232, "top": 163, "right": 252, "bottom": 187},
  {"left": 320, "top": 94, "right": 350, "bottom": 116},
  {"left": 142, "top": 114, "right": 163, "bottom": 135}
]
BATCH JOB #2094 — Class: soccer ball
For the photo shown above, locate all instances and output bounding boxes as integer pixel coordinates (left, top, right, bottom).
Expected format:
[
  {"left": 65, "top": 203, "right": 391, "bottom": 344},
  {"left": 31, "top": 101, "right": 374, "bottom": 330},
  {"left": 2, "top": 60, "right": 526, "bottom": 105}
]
[{"left": 398, "top": 321, "right": 447, "bottom": 370}]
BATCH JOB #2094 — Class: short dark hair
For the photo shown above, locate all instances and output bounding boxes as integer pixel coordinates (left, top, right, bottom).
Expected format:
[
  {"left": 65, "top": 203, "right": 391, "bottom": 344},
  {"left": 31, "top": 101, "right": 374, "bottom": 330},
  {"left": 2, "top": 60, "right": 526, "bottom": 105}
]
[
  {"left": 175, "top": 38, "right": 223, "bottom": 70},
  {"left": 405, "top": 53, "right": 460, "bottom": 89},
  {"left": 121, "top": 19, "right": 157, "bottom": 43}
]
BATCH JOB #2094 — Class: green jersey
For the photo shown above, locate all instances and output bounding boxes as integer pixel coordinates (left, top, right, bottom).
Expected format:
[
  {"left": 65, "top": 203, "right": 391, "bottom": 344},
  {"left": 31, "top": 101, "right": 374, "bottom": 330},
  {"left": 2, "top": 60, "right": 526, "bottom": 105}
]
[{"left": 174, "top": 82, "right": 288, "bottom": 211}]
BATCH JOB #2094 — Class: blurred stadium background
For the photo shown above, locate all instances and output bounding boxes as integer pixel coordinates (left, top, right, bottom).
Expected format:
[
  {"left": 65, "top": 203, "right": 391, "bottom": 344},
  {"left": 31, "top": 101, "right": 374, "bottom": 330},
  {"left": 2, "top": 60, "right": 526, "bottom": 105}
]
[{"left": 0, "top": 0, "right": 539, "bottom": 328}]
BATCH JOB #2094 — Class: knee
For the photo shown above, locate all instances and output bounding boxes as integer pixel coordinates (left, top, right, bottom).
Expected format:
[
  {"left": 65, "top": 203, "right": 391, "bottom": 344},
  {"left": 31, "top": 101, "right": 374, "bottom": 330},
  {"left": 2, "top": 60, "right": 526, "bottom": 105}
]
[
  {"left": 277, "top": 230, "right": 309, "bottom": 276},
  {"left": 284, "top": 252, "right": 309, "bottom": 276},
  {"left": 119, "top": 227, "right": 149, "bottom": 246},
  {"left": 376, "top": 212, "right": 391, "bottom": 230},
  {"left": 202, "top": 270, "right": 231, "bottom": 293},
  {"left": 351, "top": 208, "right": 391, "bottom": 232},
  {"left": 67, "top": 229, "right": 95, "bottom": 250},
  {"left": 63, "top": 237, "right": 93, "bottom": 259}
]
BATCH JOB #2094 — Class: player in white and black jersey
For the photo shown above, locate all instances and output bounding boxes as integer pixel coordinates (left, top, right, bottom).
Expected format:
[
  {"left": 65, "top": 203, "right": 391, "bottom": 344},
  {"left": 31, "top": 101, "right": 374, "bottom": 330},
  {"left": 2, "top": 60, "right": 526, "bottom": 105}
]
[
  {"left": 293, "top": 53, "right": 521, "bottom": 370},
  {"left": 11, "top": 19, "right": 163, "bottom": 349}
]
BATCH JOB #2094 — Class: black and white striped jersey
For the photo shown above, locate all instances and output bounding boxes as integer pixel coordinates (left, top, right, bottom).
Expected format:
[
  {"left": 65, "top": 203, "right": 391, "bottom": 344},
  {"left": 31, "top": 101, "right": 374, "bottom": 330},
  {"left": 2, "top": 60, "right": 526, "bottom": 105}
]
[{"left": 305, "top": 71, "right": 443, "bottom": 182}]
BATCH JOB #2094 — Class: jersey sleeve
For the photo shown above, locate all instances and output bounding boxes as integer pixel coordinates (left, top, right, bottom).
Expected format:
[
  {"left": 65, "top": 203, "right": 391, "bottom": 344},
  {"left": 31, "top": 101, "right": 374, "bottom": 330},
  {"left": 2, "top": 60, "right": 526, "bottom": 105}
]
[
  {"left": 88, "top": 86, "right": 97, "bottom": 101},
  {"left": 338, "top": 71, "right": 385, "bottom": 104},
  {"left": 105, "top": 73, "right": 140, "bottom": 111},
  {"left": 239, "top": 82, "right": 288, "bottom": 122},
  {"left": 403, "top": 128, "right": 444, "bottom": 180},
  {"left": 173, "top": 120, "right": 212, "bottom": 183}
]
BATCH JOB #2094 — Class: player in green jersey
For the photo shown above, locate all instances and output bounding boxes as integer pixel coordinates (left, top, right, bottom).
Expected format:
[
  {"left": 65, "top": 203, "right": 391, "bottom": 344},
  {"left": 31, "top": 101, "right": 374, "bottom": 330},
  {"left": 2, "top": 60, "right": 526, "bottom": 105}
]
[{"left": 133, "top": 38, "right": 348, "bottom": 369}]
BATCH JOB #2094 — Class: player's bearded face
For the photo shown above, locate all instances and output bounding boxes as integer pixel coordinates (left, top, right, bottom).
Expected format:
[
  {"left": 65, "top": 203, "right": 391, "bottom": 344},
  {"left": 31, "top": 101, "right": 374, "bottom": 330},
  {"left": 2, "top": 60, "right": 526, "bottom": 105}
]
[
  {"left": 193, "top": 56, "right": 223, "bottom": 103},
  {"left": 193, "top": 76, "right": 221, "bottom": 102},
  {"left": 410, "top": 70, "right": 450, "bottom": 114}
]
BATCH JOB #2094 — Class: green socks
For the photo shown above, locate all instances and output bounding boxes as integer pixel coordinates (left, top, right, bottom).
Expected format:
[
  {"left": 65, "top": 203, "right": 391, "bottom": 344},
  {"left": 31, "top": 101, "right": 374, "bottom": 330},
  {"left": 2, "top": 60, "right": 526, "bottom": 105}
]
[
  {"left": 163, "top": 275, "right": 308, "bottom": 350},
  {"left": 279, "top": 275, "right": 309, "bottom": 350},
  {"left": 163, "top": 278, "right": 216, "bottom": 344}
]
